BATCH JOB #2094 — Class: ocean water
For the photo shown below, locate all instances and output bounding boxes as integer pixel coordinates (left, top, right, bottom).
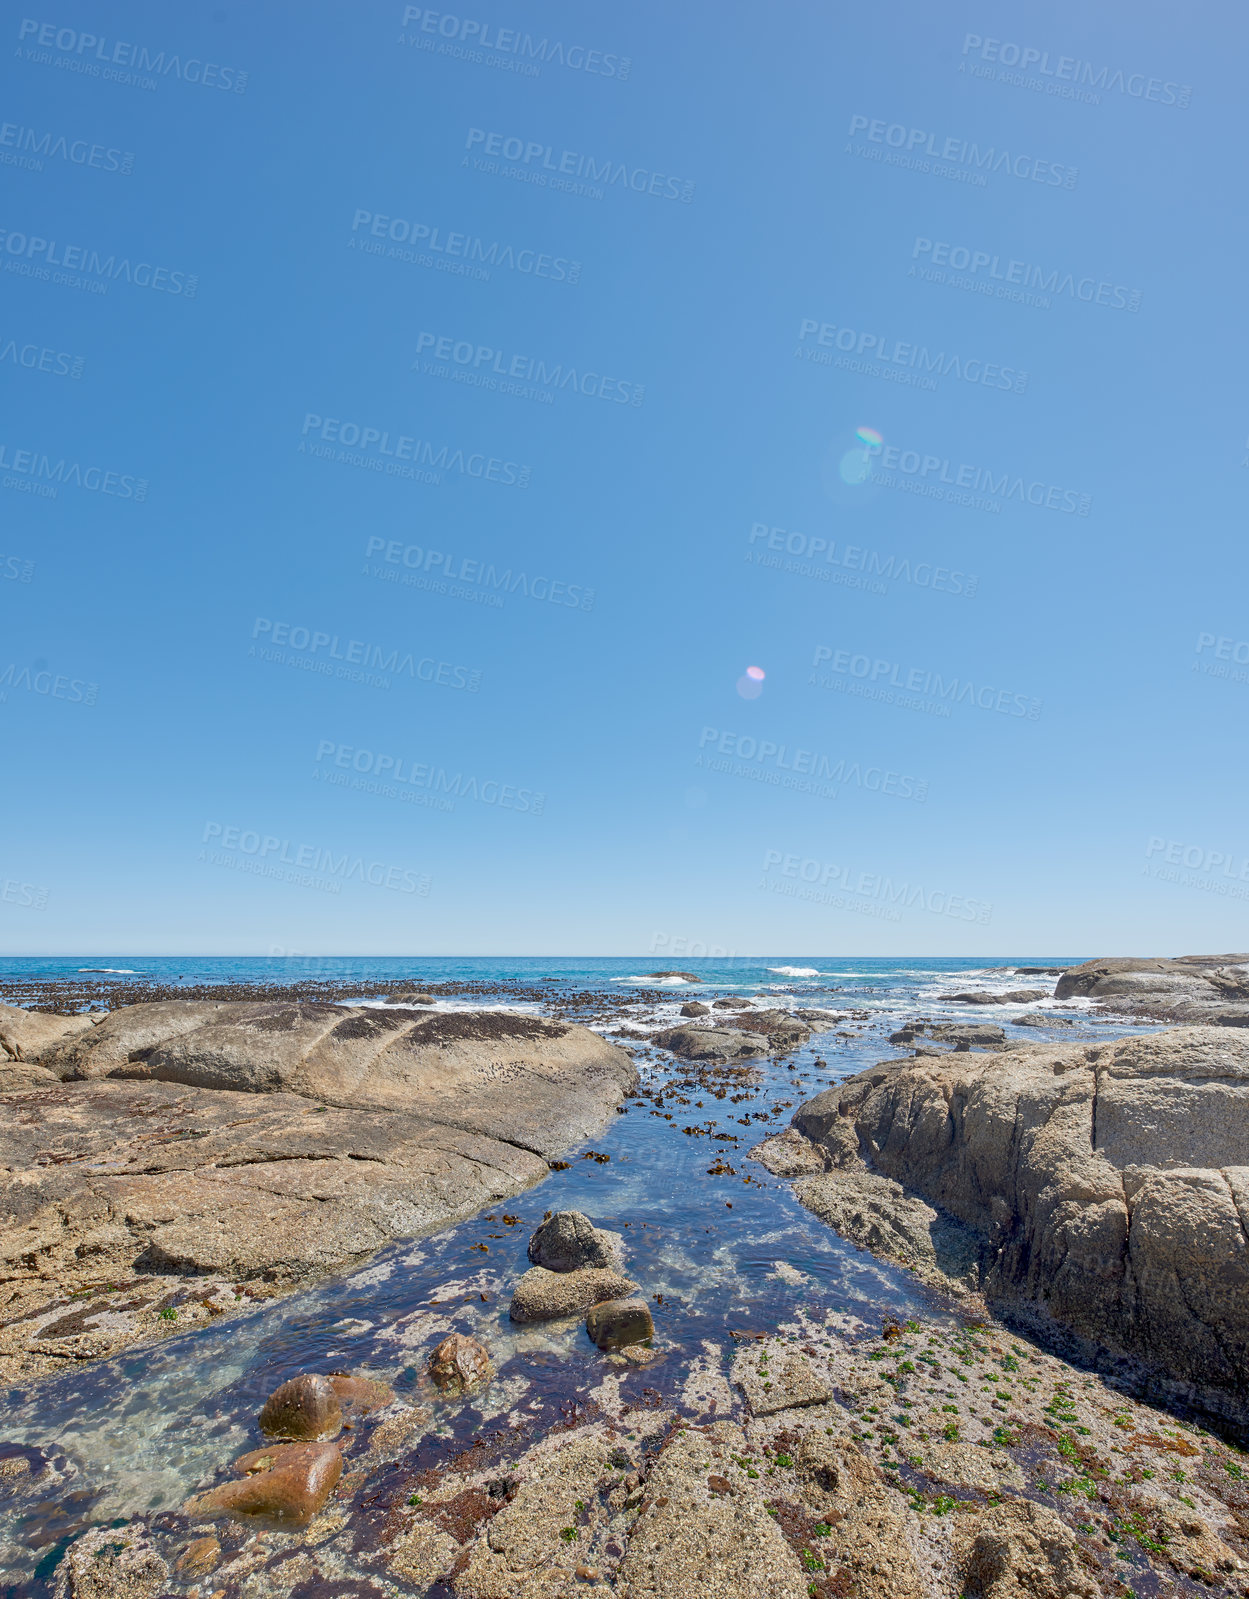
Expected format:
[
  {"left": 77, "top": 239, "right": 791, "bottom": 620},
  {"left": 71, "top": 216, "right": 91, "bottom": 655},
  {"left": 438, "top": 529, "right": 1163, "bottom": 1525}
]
[{"left": 0, "top": 954, "right": 1142, "bottom": 1588}]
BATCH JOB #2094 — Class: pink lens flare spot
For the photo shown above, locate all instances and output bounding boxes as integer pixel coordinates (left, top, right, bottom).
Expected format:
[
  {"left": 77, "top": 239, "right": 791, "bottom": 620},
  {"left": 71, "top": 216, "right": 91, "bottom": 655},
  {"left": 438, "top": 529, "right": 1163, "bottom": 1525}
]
[
  {"left": 856, "top": 426, "right": 884, "bottom": 448},
  {"left": 745, "top": 666, "right": 765, "bottom": 681}
]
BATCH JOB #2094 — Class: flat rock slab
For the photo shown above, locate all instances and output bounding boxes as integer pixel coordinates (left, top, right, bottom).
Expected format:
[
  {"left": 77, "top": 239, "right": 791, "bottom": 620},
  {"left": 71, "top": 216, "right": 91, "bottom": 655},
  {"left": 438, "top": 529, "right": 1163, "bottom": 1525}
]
[
  {"left": 509, "top": 1264, "right": 637, "bottom": 1323},
  {"left": 0, "top": 1001, "right": 635, "bottom": 1382},
  {"left": 733, "top": 1340, "right": 832, "bottom": 1415},
  {"left": 651, "top": 1026, "right": 769, "bottom": 1061}
]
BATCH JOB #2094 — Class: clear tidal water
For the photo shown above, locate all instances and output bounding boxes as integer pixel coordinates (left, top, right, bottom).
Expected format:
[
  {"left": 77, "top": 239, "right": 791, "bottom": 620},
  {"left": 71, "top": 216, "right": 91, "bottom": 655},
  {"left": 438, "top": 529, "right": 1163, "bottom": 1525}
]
[{"left": 0, "top": 954, "right": 1151, "bottom": 1589}]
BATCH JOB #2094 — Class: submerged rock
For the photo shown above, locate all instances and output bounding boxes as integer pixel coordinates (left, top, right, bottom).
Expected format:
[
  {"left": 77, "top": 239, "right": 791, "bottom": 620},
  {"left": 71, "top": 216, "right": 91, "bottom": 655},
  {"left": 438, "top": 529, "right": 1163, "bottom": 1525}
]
[
  {"left": 173, "top": 1536, "right": 220, "bottom": 1578},
  {"left": 585, "top": 1296, "right": 653, "bottom": 1350},
  {"left": 52, "top": 1525, "right": 170, "bottom": 1598},
  {"left": 526, "top": 1209, "right": 621, "bottom": 1272},
  {"left": 186, "top": 1440, "right": 342, "bottom": 1524},
  {"left": 327, "top": 1371, "right": 392, "bottom": 1415},
  {"left": 428, "top": 1332, "right": 491, "bottom": 1392},
  {"left": 259, "top": 1373, "right": 342, "bottom": 1440},
  {"left": 509, "top": 1264, "right": 637, "bottom": 1323}
]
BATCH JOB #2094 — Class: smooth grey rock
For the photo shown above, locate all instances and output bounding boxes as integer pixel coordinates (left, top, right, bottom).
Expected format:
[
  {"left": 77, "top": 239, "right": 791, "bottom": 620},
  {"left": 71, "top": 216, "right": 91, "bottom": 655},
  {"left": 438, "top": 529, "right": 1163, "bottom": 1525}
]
[
  {"left": 651, "top": 1026, "right": 769, "bottom": 1062},
  {"left": 679, "top": 1001, "right": 710, "bottom": 1017}
]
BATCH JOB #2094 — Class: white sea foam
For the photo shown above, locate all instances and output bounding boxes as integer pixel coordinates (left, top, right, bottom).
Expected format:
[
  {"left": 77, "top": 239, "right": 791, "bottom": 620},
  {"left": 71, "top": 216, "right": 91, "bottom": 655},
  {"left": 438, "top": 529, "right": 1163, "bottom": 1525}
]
[{"left": 766, "top": 966, "right": 821, "bottom": 977}]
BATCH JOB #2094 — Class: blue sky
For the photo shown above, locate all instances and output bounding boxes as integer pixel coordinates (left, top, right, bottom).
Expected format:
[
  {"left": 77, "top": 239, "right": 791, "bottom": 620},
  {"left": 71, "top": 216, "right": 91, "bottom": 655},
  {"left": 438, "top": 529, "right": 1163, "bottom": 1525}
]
[{"left": 1, "top": 0, "right": 1245, "bottom": 956}]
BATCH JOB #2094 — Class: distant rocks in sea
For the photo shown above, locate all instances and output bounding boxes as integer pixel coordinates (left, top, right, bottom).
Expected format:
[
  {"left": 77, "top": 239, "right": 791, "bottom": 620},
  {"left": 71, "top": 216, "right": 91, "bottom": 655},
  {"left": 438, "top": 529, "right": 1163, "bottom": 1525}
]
[{"left": 1055, "top": 951, "right": 1249, "bottom": 1024}]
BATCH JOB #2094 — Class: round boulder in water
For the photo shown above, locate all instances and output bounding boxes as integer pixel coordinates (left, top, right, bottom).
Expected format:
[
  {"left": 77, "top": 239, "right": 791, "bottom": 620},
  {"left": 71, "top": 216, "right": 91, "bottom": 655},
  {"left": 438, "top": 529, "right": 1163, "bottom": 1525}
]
[
  {"left": 586, "top": 1297, "right": 654, "bottom": 1351},
  {"left": 258, "top": 1373, "right": 342, "bottom": 1440},
  {"left": 527, "top": 1210, "right": 621, "bottom": 1273},
  {"left": 429, "top": 1332, "right": 492, "bottom": 1393}
]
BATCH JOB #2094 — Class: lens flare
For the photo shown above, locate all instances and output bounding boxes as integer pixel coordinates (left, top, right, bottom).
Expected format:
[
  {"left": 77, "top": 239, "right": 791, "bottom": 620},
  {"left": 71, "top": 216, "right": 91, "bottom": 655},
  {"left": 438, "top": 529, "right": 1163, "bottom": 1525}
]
[
  {"left": 745, "top": 665, "right": 765, "bottom": 681},
  {"left": 856, "top": 426, "right": 884, "bottom": 448}
]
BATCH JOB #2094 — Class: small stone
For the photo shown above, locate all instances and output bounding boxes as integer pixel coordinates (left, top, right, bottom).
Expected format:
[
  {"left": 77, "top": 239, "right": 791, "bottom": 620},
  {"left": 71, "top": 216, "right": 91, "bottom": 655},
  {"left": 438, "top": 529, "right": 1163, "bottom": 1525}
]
[
  {"left": 527, "top": 1210, "right": 621, "bottom": 1272},
  {"left": 428, "top": 1333, "right": 491, "bottom": 1393},
  {"left": 576, "top": 1566, "right": 601, "bottom": 1582},
  {"left": 186, "top": 1441, "right": 343, "bottom": 1525},
  {"left": 175, "top": 1536, "right": 221, "bottom": 1577},
  {"left": 707, "top": 1473, "right": 731, "bottom": 1495},
  {"left": 510, "top": 1265, "right": 637, "bottom": 1323},
  {"left": 258, "top": 1373, "right": 342, "bottom": 1440},
  {"left": 586, "top": 1297, "right": 653, "bottom": 1351}
]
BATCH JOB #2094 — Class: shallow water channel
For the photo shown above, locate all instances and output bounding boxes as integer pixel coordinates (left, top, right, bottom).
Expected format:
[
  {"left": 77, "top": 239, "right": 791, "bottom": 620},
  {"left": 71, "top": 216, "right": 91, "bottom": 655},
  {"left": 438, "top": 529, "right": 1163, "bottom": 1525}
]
[{"left": 0, "top": 973, "right": 1147, "bottom": 1591}]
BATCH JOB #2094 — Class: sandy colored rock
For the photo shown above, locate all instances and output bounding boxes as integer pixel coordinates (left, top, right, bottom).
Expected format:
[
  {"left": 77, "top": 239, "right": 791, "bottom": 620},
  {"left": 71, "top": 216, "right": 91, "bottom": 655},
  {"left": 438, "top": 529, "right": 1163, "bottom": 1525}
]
[
  {"left": 528, "top": 1209, "right": 622, "bottom": 1272},
  {"left": 793, "top": 1431, "right": 924, "bottom": 1599},
  {"left": 1054, "top": 952, "right": 1249, "bottom": 1023},
  {"left": 259, "top": 1372, "right": 342, "bottom": 1439},
  {"left": 749, "top": 1128, "right": 826, "bottom": 1176},
  {"left": 0, "top": 1003, "right": 98, "bottom": 1064},
  {"left": 794, "top": 1026, "right": 1249, "bottom": 1422},
  {"left": 429, "top": 1331, "right": 492, "bottom": 1392},
  {"left": 794, "top": 1166, "right": 983, "bottom": 1289},
  {"left": 618, "top": 1420, "right": 808, "bottom": 1598},
  {"left": 386, "top": 1516, "right": 462, "bottom": 1585},
  {"left": 509, "top": 1264, "right": 637, "bottom": 1323},
  {"left": 0, "top": 1000, "right": 634, "bottom": 1382},
  {"left": 955, "top": 1498, "right": 1097, "bottom": 1598},
  {"left": 678, "top": 1001, "right": 709, "bottom": 1017},
  {"left": 186, "top": 1440, "right": 342, "bottom": 1524},
  {"left": 919, "top": 1439, "right": 1024, "bottom": 1493},
  {"left": 456, "top": 1424, "right": 624, "bottom": 1598},
  {"left": 651, "top": 1025, "right": 769, "bottom": 1061},
  {"left": 733, "top": 1338, "right": 832, "bottom": 1415},
  {"left": 52, "top": 1525, "right": 170, "bottom": 1598}
]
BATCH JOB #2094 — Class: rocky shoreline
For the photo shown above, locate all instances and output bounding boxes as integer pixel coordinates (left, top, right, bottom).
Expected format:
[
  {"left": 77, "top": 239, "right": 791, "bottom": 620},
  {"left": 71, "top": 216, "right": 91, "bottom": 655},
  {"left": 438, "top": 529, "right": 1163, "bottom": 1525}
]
[
  {"left": 7, "top": 961, "right": 1249, "bottom": 1596},
  {"left": 0, "top": 997, "right": 635, "bottom": 1384}
]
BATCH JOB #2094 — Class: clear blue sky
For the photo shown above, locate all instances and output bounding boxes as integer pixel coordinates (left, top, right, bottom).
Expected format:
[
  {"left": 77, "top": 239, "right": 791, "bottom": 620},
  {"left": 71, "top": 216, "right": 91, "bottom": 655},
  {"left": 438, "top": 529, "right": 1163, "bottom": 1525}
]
[{"left": 1, "top": 0, "right": 1244, "bottom": 956}]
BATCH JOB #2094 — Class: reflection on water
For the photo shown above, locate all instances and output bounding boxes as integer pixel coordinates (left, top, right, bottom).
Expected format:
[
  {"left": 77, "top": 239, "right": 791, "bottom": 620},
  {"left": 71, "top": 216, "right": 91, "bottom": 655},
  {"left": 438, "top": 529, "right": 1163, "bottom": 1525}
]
[{"left": 0, "top": 964, "right": 1146, "bottom": 1589}]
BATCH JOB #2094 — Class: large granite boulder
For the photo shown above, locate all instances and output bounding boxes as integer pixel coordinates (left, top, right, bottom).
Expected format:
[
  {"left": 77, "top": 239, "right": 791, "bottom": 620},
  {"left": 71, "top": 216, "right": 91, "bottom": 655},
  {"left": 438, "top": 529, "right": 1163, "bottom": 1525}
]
[
  {"left": 0, "top": 1001, "right": 635, "bottom": 1382},
  {"left": 793, "top": 1026, "right": 1249, "bottom": 1422},
  {"left": 0, "top": 1003, "right": 100, "bottom": 1068},
  {"left": 1054, "top": 953, "right": 1249, "bottom": 1022}
]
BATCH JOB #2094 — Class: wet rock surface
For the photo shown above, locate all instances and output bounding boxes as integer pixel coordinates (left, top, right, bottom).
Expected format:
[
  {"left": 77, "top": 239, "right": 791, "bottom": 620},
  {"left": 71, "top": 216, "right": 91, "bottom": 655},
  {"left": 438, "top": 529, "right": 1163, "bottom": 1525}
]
[
  {"left": 0, "top": 1000, "right": 635, "bottom": 1383},
  {"left": 585, "top": 1296, "right": 653, "bottom": 1351},
  {"left": 428, "top": 1333, "right": 492, "bottom": 1393},
  {"left": 258, "top": 1374, "right": 343, "bottom": 1440},
  {"left": 509, "top": 1264, "right": 638, "bottom": 1323},
  {"left": 650, "top": 1024, "right": 769, "bottom": 1061},
  {"left": 185, "top": 1439, "right": 344, "bottom": 1524}
]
